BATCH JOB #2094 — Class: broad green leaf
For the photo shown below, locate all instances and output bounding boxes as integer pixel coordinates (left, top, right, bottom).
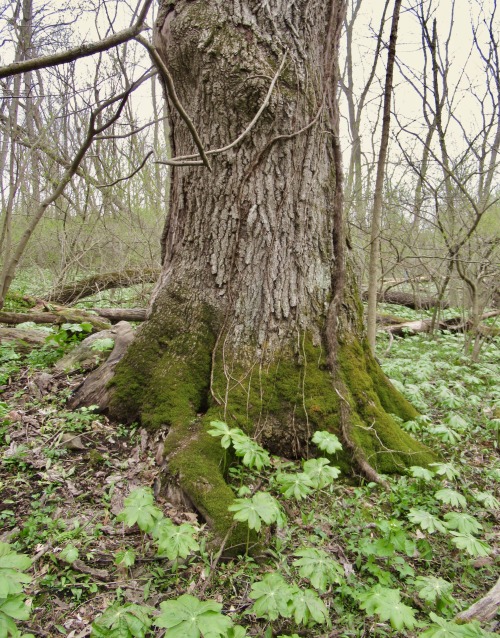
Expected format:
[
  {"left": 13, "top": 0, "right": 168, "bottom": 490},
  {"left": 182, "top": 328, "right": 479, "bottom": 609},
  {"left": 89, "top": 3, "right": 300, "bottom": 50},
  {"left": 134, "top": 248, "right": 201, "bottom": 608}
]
[
  {"left": 0, "top": 545, "right": 31, "bottom": 572},
  {"left": 434, "top": 489, "right": 467, "bottom": 509},
  {"left": 276, "top": 472, "right": 314, "bottom": 500},
  {"left": 473, "top": 491, "right": 500, "bottom": 510},
  {"left": 114, "top": 548, "right": 136, "bottom": 568},
  {"left": 0, "top": 543, "right": 32, "bottom": 598},
  {"left": 409, "top": 466, "right": 435, "bottom": 481},
  {"left": 448, "top": 533, "right": 491, "bottom": 557},
  {"left": 232, "top": 438, "right": 270, "bottom": 470},
  {"left": 435, "top": 386, "right": 462, "bottom": 409},
  {"left": 116, "top": 487, "right": 163, "bottom": 533},
  {"left": 358, "top": 586, "right": 418, "bottom": 630},
  {"left": 91, "top": 603, "right": 152, "bottom": 638},
  {"left": 0, "top": 612, "right": 20, "bottom": 637},
  {"left": 155, "top": 594, "right": 232, "bottom": 637},
  {"left": 228, "top": 492, "right": 284, "bottom": 532},
  {"left": 445, "top": 413, "right": 469, "bottom": 431},
  {"left": 421, "top": 612, "right": 498, "bottom": 637},
  {"left": 293, "top": 548, "right": 344, "bottom": 592},
  {"left": 408, "top": 509, "right": 447, "bottom": 534},
  {"left": 428, "top": 425, "right": 461, "bottom": 444},
  {"left": 430, "top": 463, "right": 460, "bottom": 481},
  {"left": 311, "top": 431, "right": 342, "bottom": 454},
  {"left": 59, "top": 544, "right": 79, "bottom": 564},
  {"left": 0, "top": 594, "right": 31, "bottom": 621},
  {"left": 443, "top": 512, "right": 483, "bottom": 535},
  {"left": 248, "top": 573, "right": 293, "bottom": 621},
  {"left": 289, "top": 586, "right": 329, "bottom": 626},
  {"left": 154, "top": 521, "right": 199, "bottom": 561},
  {"left": 91, "top": 338, "right": 115, "bottom": 352},
  {"left": 358, "top": 586, "right": 400, "bottom": 616},
  {"left": 207, "top": 421, "right": 245, "bottom": 450},
  {"left": 414, "top": 576, "right": 454, "bottom": 607},
  {"left": 302, "top": 458, "right": 340, "bottom": 488}
]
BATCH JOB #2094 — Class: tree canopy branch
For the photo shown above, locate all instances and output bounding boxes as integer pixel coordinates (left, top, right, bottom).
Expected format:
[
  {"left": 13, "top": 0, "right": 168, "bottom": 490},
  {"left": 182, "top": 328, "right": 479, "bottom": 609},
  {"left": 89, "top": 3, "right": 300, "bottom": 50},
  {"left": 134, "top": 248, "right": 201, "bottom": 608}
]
[{"left": 0, "top": 0, "right": 154, "bottom": 80}]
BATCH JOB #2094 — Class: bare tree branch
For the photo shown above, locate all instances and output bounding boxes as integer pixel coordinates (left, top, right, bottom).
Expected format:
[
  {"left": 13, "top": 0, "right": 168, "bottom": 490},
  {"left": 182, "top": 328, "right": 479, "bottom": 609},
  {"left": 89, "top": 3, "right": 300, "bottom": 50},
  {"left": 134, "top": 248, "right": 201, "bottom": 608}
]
[{"left": 0, "top": 0, "right": 154, "bottom": 80}]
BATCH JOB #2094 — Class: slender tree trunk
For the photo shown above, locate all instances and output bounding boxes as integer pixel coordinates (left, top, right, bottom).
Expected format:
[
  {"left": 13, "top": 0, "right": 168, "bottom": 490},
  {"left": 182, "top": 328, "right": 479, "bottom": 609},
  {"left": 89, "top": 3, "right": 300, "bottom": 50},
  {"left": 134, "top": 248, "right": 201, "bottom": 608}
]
[
  {"left": 366, "top": 0, "right": 402, "bottom": 354},
  {"left": 80, "top": 0, "right": 435, "bottom": 548}
]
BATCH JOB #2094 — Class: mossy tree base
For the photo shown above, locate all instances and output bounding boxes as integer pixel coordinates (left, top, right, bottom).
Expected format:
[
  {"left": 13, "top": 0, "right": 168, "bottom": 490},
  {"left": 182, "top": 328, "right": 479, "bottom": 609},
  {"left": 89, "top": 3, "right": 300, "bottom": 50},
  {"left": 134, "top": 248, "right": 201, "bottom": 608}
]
[
  {"left": 107, "top": 290, "right": 436, "bottom": 551},
  {"left": 100, "top": 0, "right": 437, "bottom": 553}
]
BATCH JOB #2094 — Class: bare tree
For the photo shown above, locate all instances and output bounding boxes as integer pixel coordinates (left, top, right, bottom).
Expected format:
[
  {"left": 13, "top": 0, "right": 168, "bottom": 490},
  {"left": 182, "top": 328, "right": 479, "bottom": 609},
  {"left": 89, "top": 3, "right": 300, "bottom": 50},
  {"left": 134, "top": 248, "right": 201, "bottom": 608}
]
[{"left": 366, "top": 0, "right": 402, "bottom": 354}]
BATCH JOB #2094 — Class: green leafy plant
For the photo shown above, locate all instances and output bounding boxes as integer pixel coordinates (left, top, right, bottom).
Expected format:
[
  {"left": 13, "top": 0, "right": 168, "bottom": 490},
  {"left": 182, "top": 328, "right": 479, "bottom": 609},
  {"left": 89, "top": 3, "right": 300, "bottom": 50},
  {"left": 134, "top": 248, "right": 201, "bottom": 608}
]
[
  {"left": 409, "top": 466, "right": 435, "bottom": 481},
  {"left": 292, "top": 548, "right": 344, "bottom": 592},
  {"left": 276, "top": 472, "right": 314, "bottom": 500},
  {"left": 59, "top": 544, "right": 79, "bottom": 564},
  {"left": 421, "top": 612, "right": 498, "bottom": 637},
  {"left": 430, "top": 462, "right": 460, "bottom": 481},
  {"left": 443, "top": 512, "right": 483, "bottom": 535},
  {"left": 434, "top": 489, "right": 467, "bottom": 509},
  {"left": 46, "top": 322, "right": 93, "bottom": 350},
  {"left": 91, "top": 602, "right": 152, "bottom": 638},
  {"left": 208, "top": 421, "right": 270, "bottom": 470},
  {"left": 228, "top": 492, "right": 285, "bottom": 533},
  {"left": 357, "top": 585, "right": 418, "bottom": 630},
  {"left": 90, "top": 338, "right": 115, "bottom": 352},
  {"left": 302, "top": 458, "right": 341, "bottom": 488},
  {"left": 408, "top": 509, "right": 447, "bottom": 534},
  {"left": 0, "top": 543, "right": 33, "bottom": 638},
  {"left": 154, "top": 594, "right": 233, "bottom": 637},
  {"left": 414, "top": 576, "right": 455, "bottom": 612},
  {"left": 288, "top": 585, "right": 330, "bottom": 627},
  {"left": 473, "top": 491, "right": 500, "bottom": 509},
  {"left": 448, "top": 532, "right": 491, "bottom": 557},
  {"left": 248, "top": 573, "right": 293, "bottom": 621},
  {"left": 116, "top": 487, "right": 163, "bottom": 533},
  {"left": 311, "top": 431, "right": 342, "bottom": 454},
  {"left": 153, "top": 519, "right": 200, "bottom": 561},
  {"left": 114, "top": 548, "right": 136, "bottom": 569}
]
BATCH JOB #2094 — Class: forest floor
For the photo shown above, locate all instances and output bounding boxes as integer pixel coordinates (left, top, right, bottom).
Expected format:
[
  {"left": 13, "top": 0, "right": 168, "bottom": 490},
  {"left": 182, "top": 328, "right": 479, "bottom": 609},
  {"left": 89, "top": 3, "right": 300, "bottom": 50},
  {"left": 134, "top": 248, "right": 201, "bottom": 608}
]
[{"left": 0, "top": 303, "right": 499, "bottom": 638}]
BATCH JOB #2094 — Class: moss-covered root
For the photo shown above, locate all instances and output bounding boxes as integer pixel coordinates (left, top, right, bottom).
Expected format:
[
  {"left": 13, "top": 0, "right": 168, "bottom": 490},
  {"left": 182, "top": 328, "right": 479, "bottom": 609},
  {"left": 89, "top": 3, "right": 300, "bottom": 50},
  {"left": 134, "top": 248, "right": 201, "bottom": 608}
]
[
  {"left": 108, "top": 291, "right": 248, "bottom": 551},
  {"left": 163, "top": 416, "right": 250, "bottom": 554},
  {"left": 338, "top": 338, "right": 437, "bottom": 473}
]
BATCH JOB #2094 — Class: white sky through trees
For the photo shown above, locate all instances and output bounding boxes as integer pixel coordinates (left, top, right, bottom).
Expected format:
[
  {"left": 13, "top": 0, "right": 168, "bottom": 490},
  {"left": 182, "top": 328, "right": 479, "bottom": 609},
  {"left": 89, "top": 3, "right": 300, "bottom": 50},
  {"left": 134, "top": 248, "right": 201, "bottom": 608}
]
[{"left": 1, "top": 0, "right": 499, "bottom": 188}]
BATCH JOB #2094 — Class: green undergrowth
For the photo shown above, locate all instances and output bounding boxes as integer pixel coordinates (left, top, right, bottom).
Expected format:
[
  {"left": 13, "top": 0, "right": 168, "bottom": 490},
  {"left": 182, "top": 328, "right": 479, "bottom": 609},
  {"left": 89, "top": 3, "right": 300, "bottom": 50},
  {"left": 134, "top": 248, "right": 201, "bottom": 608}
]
[{"left": 0, "top": 308, "right": 498, "bottom": 636}]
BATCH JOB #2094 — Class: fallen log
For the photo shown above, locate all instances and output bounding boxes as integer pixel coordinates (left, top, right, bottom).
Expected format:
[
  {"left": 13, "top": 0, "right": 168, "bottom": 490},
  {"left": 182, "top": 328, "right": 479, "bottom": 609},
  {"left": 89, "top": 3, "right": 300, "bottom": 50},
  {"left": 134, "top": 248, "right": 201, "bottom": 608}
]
[
  {"left": 362, "top": 289, "right": 450, "bottom": 310},
  {"left": 0, "top": 310, "right": 110, "bottom": 332},
  {"left": 0, "top": 307, "right": 147, "bottom": 328},
  {"left": 47, "top": 267, "right": 160, "bottom": 305},
  {"left": 382, "top": 311, "right": 500, "bottom": 337},
  {"left": 90, "top": 307, "right": 147, "bottom": 322},
  {"left": 0, "top": 327, "right": 47, "bottom": 351},
  {"left": 456, "top": 576, "right": 500, "bottom": 623}
]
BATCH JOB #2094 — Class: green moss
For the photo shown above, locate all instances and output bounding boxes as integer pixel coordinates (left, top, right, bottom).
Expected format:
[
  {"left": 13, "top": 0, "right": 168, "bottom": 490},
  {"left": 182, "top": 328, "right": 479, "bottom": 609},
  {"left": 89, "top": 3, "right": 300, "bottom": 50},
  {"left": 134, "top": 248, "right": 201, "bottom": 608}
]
[
  {"left": 338, "top": 339, "right": 436, "bottom": 472},
  {"left": 109, "top": 290, "right": 248, "bottom": 551},
  {"left": 209, "top": 337, "right": 341, "bottom": 458},
  {"left": 110, "top": 294, "right": 435, "bottom": 546},
  {"left": 163, "top": 412, "right": 251, "bottom": 554},
  {"left": 109, "top": 290, "right": 216, "bottom": 427},
  {"left": 364, "top": 343, "right": 419, "bottom": 423}
]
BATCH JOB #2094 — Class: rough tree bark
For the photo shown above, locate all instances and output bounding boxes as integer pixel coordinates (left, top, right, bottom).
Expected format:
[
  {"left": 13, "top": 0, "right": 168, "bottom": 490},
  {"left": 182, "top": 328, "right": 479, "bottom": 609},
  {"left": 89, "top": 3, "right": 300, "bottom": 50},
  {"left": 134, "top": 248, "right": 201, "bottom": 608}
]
[{"left": 76, "top": 0, "right": 434, "bottom": 549}]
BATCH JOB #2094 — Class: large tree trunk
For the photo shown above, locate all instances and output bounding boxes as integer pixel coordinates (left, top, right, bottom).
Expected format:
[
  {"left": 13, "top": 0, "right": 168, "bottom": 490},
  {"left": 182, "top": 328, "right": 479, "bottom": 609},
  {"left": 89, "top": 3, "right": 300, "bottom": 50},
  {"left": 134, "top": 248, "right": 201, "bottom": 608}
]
[{"left": 90, "top": 0, "right": 434, "bottom": 548}]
